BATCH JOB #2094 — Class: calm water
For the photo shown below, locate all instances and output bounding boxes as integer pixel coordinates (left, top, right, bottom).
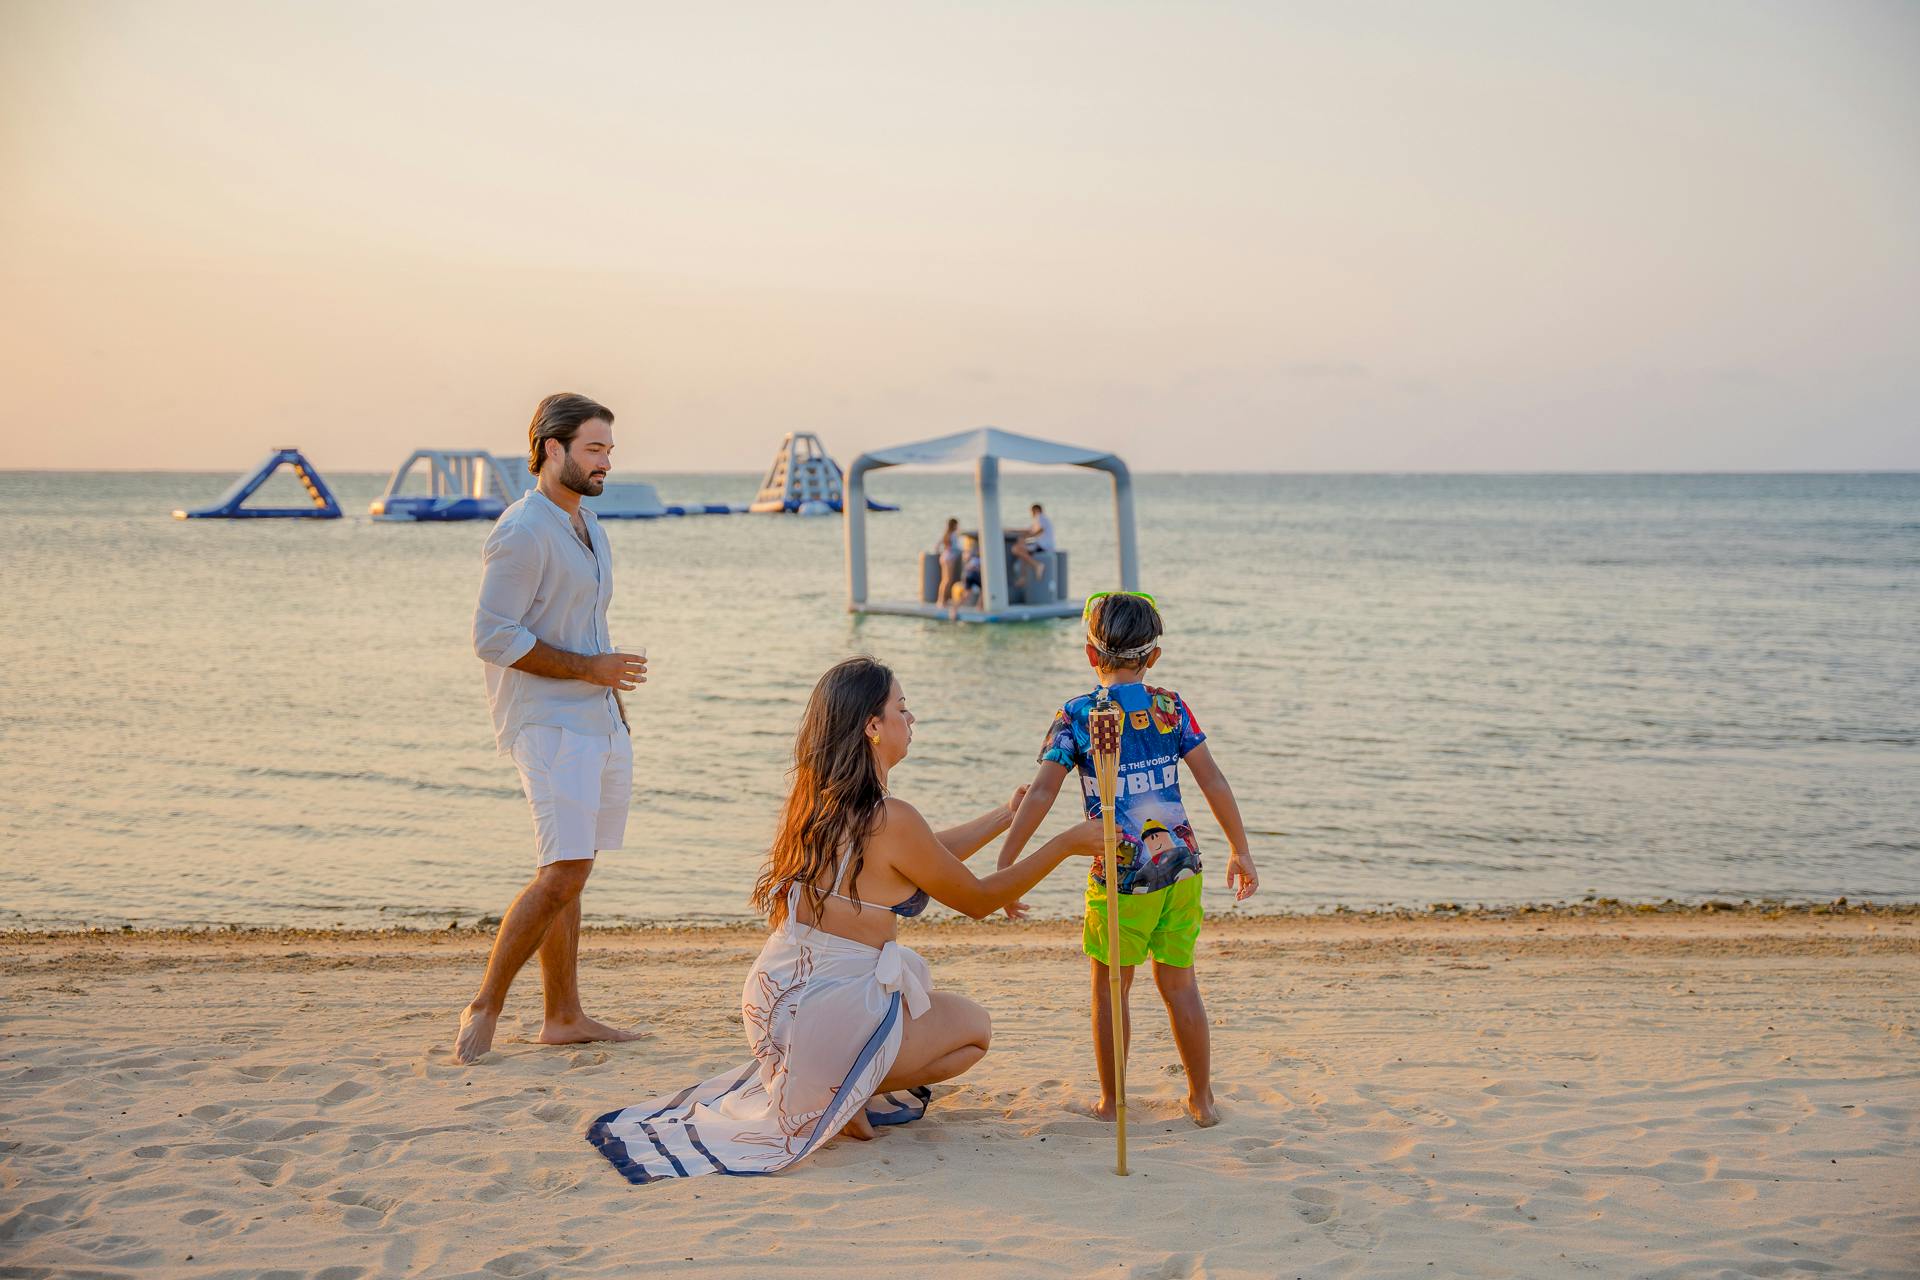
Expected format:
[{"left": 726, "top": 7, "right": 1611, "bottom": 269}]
[{"left": 1, "top": 469, "right": 1915, "bottom": 930}]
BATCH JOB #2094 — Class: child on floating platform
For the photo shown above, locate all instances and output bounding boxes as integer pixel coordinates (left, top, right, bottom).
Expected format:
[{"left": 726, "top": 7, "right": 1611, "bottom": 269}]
[{"left": 995, "top": 591, "right": 1259, "bottom": 1126}]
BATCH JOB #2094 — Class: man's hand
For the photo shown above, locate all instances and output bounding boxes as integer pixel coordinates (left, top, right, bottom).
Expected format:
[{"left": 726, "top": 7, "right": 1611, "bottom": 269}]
[
  {"left": 585, "top": 651, "right": 648, "bottom": 690},
  {"left": 1225, "top": 849, "right": 1259, "bottom": 901}
]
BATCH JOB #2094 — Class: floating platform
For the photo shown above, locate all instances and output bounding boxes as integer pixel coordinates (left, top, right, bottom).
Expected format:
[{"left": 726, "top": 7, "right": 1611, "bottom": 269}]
[
  {"left": 371, "top": 451, "right": 747, "bottom": 522},
  {"left": 173, "top": 448, "right": 343, "bottom": 519},
  {"left": 369, "top": 450, "right": 526, "bottom": 521},
  {"left": 844, "top": 427, "right": 1140, "bottom": 624},
  {"left": 751, "top": 432, "right": 898, "bottom": 514},
  {"left": 584, "top": 481, "right": 744, "bottom": 519}
]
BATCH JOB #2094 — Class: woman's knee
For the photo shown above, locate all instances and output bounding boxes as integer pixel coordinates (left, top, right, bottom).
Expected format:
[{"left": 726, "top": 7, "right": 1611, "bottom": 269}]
[{"left": 953, "top": 995, "right": 992, "bottom": 1051}]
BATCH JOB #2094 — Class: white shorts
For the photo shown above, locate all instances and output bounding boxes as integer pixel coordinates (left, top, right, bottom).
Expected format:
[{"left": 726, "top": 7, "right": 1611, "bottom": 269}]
[{"left": 510, "top": 724, "right": 633, "bottom": 866}]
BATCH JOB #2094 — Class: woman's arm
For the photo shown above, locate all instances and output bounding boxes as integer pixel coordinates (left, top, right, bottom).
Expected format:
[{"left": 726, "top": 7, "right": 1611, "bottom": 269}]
[
  {"left": 932, "top": 786, "right": 1028, "bottom": 861},
  {"left": 881, "top": 798, "right": 1099, "bottom": 920}
]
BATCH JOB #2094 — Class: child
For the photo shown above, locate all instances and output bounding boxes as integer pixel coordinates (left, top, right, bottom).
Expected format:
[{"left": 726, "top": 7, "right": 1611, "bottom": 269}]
[
  {"left": 996, "top": 591, "right": 1258, "bottom": 1126},
  {"left": 946, "top": 533, "right": 982, "bottom": 619}
]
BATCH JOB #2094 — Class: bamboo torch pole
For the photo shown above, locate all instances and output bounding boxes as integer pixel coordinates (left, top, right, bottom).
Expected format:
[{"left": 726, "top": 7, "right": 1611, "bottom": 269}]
[{"left": 1089, "top": 693, "right": 1129, "bottom": 1176}]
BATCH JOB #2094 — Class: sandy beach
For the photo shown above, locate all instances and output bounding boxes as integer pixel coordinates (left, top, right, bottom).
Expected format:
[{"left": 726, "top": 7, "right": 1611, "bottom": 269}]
[{"left": 3, "top": 907, "right": 1916, "bottom": 1279}]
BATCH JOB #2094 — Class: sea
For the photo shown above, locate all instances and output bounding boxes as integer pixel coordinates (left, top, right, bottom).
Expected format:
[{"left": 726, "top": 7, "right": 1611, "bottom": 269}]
[{"left": 1, "top": 469, "right": 1915, "bottom": 930}]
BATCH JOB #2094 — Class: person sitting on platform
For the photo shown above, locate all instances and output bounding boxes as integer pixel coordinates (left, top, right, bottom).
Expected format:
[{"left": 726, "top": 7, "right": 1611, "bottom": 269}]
[
  {"left": 1010, "top": 503, "right": 1054, "bottom": 587},
  {"left": 947, "top": 533, "right": 982, "bottom": 619}
]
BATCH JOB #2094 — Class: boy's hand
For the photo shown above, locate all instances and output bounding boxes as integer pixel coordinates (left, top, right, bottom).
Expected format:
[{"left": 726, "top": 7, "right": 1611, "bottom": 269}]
[
  {"left": 1003, "top": 899, "right": 1030, "bottom": 920},
  {"left": 1007, "top": 784, "right": 1030, "bottom": 817},
  {"left": 1225, "top": 849, "right": 1259, "bottom": 901}
]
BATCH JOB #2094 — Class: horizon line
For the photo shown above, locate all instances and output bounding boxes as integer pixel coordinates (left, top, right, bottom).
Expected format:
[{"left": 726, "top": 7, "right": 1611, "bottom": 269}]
[{"left": 5, "top": 467, "right": 1918, "bottom": 478}]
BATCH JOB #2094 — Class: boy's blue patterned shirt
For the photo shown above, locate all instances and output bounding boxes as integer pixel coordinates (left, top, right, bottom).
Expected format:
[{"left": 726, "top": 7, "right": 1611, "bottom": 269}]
[{"left": 1039, "top": 680, "right": 1207, "bottom": 895}]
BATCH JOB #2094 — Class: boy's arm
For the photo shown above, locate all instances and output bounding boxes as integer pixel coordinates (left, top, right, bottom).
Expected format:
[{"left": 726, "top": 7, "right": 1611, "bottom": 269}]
[
  {"left": 994, "top": 762, "right": 1070, "bottom": 919},
  {"left": 1184, "top": 743, "right": 1259, "bottom": 901}
]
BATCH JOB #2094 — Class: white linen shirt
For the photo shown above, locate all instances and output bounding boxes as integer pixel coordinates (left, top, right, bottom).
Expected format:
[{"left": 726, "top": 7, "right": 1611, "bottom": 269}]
[
  {"left": 472, "top": 489, "right": 621, "bottom": 754},
  {"left": 1030, "top": 512, "right": 1055, "bottom": 552}
]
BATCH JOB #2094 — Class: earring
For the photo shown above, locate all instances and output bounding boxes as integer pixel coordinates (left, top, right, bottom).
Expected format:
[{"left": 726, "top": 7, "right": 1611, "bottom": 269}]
[{"left": 869, "top": 734, "right": 880, "bottom": 745}]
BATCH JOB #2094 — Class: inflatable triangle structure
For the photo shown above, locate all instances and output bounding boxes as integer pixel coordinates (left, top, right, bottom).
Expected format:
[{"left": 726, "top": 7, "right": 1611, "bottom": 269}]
[
  {"left": 174, "top": 448, "right": 343, "bottom": 519},
  {"left": 749, "top": 432, "right": 898, "bottom": 514}
]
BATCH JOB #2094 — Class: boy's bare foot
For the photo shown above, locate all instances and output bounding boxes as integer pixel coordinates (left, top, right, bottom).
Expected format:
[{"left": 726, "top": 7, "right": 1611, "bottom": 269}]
[
  {"left": 453, "top": 1004, "right": 499, "bottom": 1064},
  {"left": 840, "top": 1111, "right": 878, "bottom": 1141},
  {"left": 536, "top": 1014, "right": 645, "bottom": 1046},
  {"left": 1185, "top": 1091, "right": 1221, "bottom": 1128}
]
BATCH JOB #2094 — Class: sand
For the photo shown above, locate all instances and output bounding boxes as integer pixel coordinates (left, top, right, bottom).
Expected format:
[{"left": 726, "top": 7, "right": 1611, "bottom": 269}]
[{"left": 3, "top": 909, "right": 1916, "bottom": 1279}]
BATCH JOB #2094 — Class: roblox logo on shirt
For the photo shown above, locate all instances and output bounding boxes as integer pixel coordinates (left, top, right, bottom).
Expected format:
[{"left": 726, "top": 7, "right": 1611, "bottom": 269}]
[{"left": 1080, "top": 761, "right": 1179, "bottom": 799}]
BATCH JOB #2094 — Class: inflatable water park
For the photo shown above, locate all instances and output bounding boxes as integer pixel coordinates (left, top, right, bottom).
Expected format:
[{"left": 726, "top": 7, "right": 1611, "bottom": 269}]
[
  {"left": 172, "top": 448, "right": 343, "bottom": 519},
  {"left": 175, "top": 432, "right": 898, "bottom": 524},
  {"left": 843, "top": 427, "right": 1141, "bottom": 624},
  {"left": 364, "top": 450, "right": 744, "bottom": 521},
  {"left": 752, "top": 433, "right": 899, "bottom": 515}
]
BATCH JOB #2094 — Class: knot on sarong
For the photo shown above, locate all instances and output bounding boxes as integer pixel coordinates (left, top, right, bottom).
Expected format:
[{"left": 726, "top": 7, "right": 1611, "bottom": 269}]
[{"left": 874, "top": 940, "right": 932, "bottom": 1019}]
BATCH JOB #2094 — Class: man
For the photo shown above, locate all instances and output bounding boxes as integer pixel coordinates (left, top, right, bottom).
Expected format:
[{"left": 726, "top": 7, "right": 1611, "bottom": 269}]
[
  {"left": 454, "top": 392, "right": 648, "bottom": 1064},
  {"left": 1010, "top": 502, "right": 1055, "bottom": 585}
]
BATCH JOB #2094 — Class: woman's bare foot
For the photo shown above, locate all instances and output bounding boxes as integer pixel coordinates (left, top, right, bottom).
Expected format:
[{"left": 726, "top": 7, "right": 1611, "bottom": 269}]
[
  {"left": 1185, "top": 1090, "right": 1221, "bottom": 1127},
  {"left": 840, "top": 1111, "right": 878, "bottom": 1141},
  {"left": 453, "top": 1004, "right": 501, "bottom": 1064},
  {"left": 536, "top": 1014, "right": 645, "bottom": 1046},
  {"left": 1089, "top": 1096, "right": 1118, "bottom": 1121}
]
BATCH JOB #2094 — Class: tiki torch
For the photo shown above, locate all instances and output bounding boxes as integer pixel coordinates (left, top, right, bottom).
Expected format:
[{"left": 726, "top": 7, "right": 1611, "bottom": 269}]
[{"left": 1088, "top": 691, "right": 1129, "bottom": 1176}]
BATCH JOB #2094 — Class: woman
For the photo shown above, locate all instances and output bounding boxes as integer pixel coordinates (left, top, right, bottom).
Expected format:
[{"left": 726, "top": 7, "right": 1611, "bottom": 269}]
[
  {"left": 589, "top": 656, "right": 1096, "bottom": 1182},
  {"left": 933, "top": 516, "right": 962, "bottom": 607}
]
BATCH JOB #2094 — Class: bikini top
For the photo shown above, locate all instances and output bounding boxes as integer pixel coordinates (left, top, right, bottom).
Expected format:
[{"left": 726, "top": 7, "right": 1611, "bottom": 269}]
[{"left": 798, "top": 844, "right": 929, "bottom": 918}]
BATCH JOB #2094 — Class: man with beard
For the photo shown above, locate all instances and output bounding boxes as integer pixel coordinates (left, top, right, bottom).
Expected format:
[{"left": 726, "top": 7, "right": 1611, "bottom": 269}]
[{"left": 456, "top": 393, "right": 648, "bottom": 1063}]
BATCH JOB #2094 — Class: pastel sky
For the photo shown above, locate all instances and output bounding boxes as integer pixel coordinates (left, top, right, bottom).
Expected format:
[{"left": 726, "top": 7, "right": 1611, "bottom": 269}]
[{"left": 2, "top": 0, "right": 1915, "bottom": 472}]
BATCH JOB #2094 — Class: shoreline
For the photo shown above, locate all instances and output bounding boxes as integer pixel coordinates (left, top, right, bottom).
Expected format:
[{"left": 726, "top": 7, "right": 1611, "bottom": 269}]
[{"left": 7, "top": 895, "right": 1915, "bottom": 945}]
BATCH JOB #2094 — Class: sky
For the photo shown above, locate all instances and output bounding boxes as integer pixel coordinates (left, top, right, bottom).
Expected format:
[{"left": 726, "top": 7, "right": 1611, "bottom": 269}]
[{"left": 1, "top": 0, "right": 1916, "bottom": 473}]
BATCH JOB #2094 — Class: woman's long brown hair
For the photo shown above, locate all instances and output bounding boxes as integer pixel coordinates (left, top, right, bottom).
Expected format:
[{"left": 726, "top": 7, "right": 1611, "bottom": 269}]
[{"left": 751, "top": 656, "right": 894, "bottom": 927}]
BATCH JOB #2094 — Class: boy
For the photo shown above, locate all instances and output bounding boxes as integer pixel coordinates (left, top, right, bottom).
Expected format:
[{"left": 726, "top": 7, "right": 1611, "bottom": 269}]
[{"left": 996, "top": 592, "right": 1258, "bottom": 1126}]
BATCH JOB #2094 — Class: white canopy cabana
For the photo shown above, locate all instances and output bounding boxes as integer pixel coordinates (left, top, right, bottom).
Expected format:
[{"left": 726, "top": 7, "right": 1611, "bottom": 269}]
[{"left": 844, "top": 427, "right": 1139, "bottom": 622}]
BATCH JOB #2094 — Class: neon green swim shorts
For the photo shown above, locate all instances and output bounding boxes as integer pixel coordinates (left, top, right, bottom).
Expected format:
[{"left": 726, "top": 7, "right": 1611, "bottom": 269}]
[{"left": 1083, "top": 876, "right": 1203, "bottom": 969}]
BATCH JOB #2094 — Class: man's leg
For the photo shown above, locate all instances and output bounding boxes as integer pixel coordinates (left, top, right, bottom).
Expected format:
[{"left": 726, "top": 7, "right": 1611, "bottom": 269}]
[
  {"left": 534, "top": 880, "right": 642, "bottom": 1045},
  {"left": 453, "top": 858, "right": 593, "bottom": 1063},
  {"left": 1010, "top": 541, "right": 1037, "bottom": 586}
]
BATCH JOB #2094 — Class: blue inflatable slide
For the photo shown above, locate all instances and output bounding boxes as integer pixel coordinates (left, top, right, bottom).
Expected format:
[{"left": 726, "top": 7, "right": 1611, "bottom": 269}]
[{"left": 173, "top": 448, "right": 343, "bottom": 519}]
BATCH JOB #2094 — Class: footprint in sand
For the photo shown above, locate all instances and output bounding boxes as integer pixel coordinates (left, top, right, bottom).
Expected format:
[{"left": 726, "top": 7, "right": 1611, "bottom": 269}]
[{"left": 1290, "top": 1187, "right": 1381, "bottom": 1250}]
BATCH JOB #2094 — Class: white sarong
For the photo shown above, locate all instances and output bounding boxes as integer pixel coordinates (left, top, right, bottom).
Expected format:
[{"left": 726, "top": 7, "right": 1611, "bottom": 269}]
[{"left": 588, "top": 908, "right": 934, "bottom": 1182}]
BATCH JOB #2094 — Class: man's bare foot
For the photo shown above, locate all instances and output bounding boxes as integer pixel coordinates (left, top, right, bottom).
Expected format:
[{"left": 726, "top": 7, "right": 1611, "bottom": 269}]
[
  {"left": 454, "top": 1004, "right": 499, "bottom": 1064},
  {"left": 1185, "top": 1091, "right": 1221, "bottom": 1127},
  {"left": 1089, "top": 1096, "right": 1118, "bottom": 1121},
  {"left": 536, "top": 1014, "right": 645, "bottom": 1046},
  {"left": 839, "top": 1111, "right": 877, "bottom": 1141}
]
